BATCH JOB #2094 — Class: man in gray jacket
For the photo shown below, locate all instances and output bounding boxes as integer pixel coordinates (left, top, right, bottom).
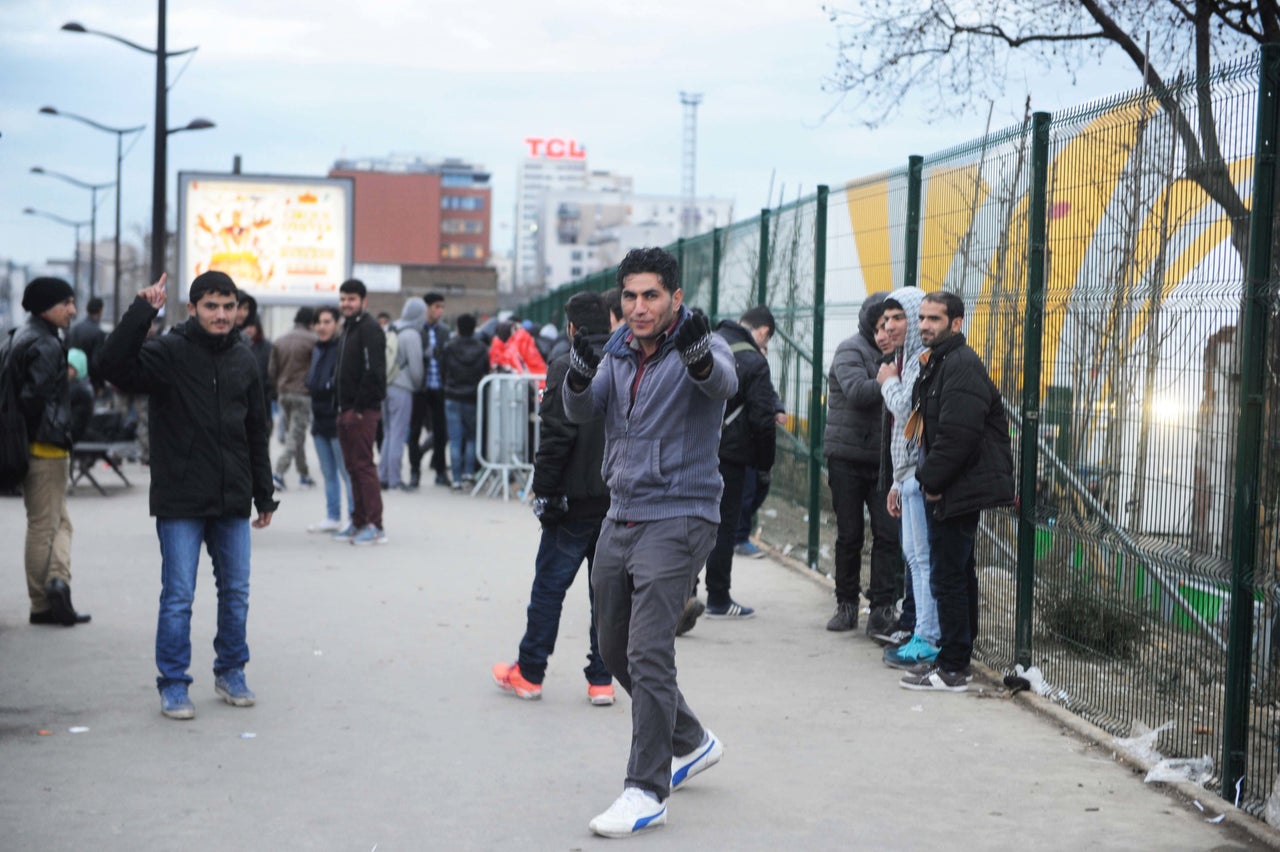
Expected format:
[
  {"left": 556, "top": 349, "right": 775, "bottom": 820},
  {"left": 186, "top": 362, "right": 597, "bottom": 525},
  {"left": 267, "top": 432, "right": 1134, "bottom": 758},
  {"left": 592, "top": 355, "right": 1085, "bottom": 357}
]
[
  {"left": 378, "top": 297, "right": 426, "bottom": 490},
  {"left": 564, "top": 247, "right": 736, "bottom": 838},
  {"left": 823, "top": 293, "right": 901, "bottom": 635}
]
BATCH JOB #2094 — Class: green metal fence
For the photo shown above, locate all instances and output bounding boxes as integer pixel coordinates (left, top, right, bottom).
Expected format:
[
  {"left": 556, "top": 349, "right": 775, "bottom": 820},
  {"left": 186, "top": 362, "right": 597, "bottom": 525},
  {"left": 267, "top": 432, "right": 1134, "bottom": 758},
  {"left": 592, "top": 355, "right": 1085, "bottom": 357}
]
[{"left": 519, "top": 46, "right": 1280, "bottom": 820}]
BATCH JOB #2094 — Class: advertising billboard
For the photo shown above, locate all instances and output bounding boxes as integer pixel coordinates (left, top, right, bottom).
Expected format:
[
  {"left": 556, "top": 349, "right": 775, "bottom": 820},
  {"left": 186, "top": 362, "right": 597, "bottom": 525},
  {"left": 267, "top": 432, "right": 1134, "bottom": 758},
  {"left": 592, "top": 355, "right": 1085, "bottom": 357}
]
[{"left": 178, "top": 172, "right": 354, "bottom": 303}]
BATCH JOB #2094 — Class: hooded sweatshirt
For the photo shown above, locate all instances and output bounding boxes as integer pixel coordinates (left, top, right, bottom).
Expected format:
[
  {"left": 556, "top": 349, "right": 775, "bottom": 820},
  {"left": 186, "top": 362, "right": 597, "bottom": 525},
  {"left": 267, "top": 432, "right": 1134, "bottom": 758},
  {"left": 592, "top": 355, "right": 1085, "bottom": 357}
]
[
  {"left": 879, "top": 286, "right": 926, "bottom": 486},
  {"left": 823, "top": 292, "right": 890, "bottom": 465},
  {"left": 389, "top": 298, "right": 427, "bottom": 394}
]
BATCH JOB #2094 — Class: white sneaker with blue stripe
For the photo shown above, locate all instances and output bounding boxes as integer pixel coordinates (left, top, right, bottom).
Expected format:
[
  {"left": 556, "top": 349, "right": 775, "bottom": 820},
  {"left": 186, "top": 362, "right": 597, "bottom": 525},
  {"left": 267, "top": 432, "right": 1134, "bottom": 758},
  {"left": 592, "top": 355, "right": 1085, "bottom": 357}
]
[
  {"left": 589, "top": 787, "right": 667, "bottom": 838},
  {"left": 671, "top": 728, "right": 723, "bottom": 790}
]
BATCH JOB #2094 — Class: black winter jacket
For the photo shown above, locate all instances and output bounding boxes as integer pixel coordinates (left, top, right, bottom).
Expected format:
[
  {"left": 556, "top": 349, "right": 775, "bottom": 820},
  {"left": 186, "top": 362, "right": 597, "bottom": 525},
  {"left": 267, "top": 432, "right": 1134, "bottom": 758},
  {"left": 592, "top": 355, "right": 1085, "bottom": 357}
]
[
  {"left": 3, "top": 316, "right": 72, "bottom": 449},
  {"left": 715, "top": 321, "right": 778, "bottom": 472},
  {"left": 335, "top": 311, "right": 386, "bottom": 413},
  {"left": 97, "top": 297, "right": 278, "bottom": 518},
  {"left": 824, "top": 293, "right": 888, "bottom": 465},
  {"left": 532, "top": 333, "right": 610, "bottom": 521},
  {"left": 307, "top": 337, "right": 341, "bottom": 439},
  {"left": 913, "top": 332, "right": 1014, "bottom": 519},
  {"left": 441, "top": 336, "right": 490, "bottom": 402}
]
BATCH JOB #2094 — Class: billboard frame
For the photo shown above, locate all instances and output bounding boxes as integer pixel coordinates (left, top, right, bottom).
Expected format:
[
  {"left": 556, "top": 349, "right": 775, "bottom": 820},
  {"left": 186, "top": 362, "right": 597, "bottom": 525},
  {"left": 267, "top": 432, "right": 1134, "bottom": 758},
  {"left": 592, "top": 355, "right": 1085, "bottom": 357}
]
[{"left": 177, "top": 171, "right": 355, "bottom": 306}]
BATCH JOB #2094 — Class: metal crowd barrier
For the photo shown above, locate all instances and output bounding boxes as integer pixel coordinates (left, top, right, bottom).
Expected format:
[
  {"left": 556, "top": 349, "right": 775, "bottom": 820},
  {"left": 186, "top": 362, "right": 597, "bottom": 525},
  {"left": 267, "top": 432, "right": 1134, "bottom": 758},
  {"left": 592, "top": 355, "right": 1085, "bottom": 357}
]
[{"left": 471, "top": 373, "right": 545, "bottom": 501}]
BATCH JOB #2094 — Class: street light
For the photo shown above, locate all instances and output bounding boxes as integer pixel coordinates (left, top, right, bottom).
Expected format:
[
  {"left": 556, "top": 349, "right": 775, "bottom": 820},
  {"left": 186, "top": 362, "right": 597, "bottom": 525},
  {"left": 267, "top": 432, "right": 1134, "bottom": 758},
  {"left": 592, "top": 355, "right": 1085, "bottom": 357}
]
[
  {"left": 62, "top": 4, "right": 209, "bottom": 311},
  {"left": 24, "top": 207, "right": 90, "bottom": 299},
  {"left": 39, "top": 106, "right": 145, "bottom": 320},
  {"left": 30, "top": 167, "right": 113, "bottom": 301}
]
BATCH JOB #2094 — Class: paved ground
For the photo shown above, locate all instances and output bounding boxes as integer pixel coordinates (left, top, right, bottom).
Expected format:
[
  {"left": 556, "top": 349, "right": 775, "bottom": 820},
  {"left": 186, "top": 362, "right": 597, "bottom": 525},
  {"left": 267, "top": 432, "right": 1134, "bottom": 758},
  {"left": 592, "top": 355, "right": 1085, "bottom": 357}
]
[{"left": 0, "top": 461, "right": 1270, "bottom": 850}]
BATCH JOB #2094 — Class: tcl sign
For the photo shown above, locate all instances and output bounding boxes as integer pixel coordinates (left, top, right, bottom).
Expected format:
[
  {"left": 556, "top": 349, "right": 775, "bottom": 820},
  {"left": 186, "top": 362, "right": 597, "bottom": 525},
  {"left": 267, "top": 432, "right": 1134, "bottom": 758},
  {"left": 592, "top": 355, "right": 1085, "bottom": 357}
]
[{"left": 524, "top": 137, "right": 586, "bottom": 159}]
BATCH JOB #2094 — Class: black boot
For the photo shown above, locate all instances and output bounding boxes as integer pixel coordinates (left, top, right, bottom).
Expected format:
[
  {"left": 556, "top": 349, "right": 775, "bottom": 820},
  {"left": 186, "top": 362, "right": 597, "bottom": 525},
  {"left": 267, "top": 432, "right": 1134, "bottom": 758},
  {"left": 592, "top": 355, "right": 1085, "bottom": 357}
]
[
  {"left": 44, "top": 578, "right": 91, "bottom": 626},
  {"left": 408, "top": 471, "right": 421, "bottom": 490}
]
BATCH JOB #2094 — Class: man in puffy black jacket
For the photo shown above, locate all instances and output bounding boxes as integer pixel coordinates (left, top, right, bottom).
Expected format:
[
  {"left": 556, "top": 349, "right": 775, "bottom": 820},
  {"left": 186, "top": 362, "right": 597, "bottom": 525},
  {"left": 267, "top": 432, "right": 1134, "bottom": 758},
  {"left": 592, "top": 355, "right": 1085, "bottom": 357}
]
[
  {"left": 98, "top": 271, "right": 277, "bottom": 720},
  {"left": 4, "top": 277, "right": 90, "bottom": 626},
  {"left": 440, "top": 312, "right": 490, "bottom": 487},
  {"left": 899, "top": 291, "right": 1013, "bottom": 693},
  {"left": 823, "top": 292, "right": 901, "bottom": 635},
  {"left": 681, "top": 305, "right": 779, "bottom": 630},
  {"left": 492, "top": 292, "right": 614, "bottom": 705}
]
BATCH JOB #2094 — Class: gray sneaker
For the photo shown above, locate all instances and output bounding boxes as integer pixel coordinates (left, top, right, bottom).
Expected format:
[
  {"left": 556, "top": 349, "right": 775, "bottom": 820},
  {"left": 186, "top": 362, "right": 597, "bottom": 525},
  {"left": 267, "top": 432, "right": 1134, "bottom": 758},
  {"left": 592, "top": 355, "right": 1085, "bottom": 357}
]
[
  {"left": 899, "top": 664, "right": 970, "bottom": 692},
  {"left": 865, "top": 605, "right": 897, "bottom": 641},
  {"left": 676, "top": 597, "right": 705, "bottom": 637},
  {"left": 826, "top": 601, "right": 858, "bottom": 632}
]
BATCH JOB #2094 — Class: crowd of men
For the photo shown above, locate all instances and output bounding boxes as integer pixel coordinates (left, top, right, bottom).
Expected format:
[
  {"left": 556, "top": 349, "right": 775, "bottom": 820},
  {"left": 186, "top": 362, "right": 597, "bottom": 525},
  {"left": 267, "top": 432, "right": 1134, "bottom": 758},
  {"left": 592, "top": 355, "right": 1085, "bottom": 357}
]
[{"left": 2, "top": 244, "right": 1013, "bottom": 838}]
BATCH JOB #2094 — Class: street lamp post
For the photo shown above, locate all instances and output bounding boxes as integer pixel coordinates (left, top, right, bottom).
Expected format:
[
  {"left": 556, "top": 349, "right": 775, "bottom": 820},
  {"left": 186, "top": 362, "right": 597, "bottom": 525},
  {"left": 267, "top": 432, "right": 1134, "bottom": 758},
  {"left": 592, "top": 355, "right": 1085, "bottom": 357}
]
[
  {"left": 39, "top": 106, "right": 145, "bottom": 320},
  {"left": 24, "top": 207, "right": 90, "bottom": 299},
  {"left": 30, "top": 167, "right": 113, "bottom": 301},
  {"left": 62, "top": 3, "right": 211, "bottom": 312}
]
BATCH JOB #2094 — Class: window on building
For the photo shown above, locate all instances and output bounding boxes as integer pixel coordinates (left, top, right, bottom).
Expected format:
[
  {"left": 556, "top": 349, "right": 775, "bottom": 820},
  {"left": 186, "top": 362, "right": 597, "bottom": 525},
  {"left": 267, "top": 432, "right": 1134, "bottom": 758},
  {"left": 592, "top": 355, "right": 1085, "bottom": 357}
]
[
  {"left": 570, "top": 266, "right": 582, "bottom": 277},
  {"left": 441, "top": 195, "right": 485, "bottom": 211},
  {"left": 571, "top": 250, "right": 582, "bottom": 261},
  {"left": 441, "top": 174, "right": 481, "bottom": 188},
  {"left": 441, "top": 219, "right": 484, "bottom": 234},
  {"left": 442, "top": 243, "right": 485, "bottom": 260}
]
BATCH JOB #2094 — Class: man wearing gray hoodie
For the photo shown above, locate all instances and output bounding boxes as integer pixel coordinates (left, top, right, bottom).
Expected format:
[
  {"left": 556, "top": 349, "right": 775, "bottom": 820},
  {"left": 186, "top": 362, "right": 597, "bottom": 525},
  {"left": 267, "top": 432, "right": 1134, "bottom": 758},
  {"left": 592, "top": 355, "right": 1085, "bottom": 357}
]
[
  {"left": 378, "top": 298, "right": 426, "bottom": 490},
  {"left": 876, "top": 286, "right": 942, "bottom": 669},
  {"left": 564, "top": 247, "right": 736, "bottom": 838}
]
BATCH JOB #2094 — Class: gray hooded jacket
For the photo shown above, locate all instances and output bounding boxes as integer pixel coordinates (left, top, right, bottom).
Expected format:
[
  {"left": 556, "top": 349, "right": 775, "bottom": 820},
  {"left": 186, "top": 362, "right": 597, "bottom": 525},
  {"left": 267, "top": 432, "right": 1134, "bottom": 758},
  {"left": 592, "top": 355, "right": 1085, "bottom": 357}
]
[
  {"left": 880, "top": 286, "right": 926, "bottom": 486},
  {"left": 389, "top": 297, "right": 426, "bottom": 393},
  {"left": 824, "top": 292, "right": 889, "bottom": 465}
]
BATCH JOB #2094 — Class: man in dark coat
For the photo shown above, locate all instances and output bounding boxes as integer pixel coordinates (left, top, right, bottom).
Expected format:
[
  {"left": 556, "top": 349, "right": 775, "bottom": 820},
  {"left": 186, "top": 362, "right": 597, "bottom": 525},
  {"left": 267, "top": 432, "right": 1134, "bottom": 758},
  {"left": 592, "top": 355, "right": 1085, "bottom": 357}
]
[
  {"left": 899, "top": 291, "right": 1014, "bottom": 693},
  {"left": 4, "top": 277, "right": 90, "bottom": 625},
  {"left": 492, "top": 291, "right": 614, "bottom": 705},
  {"left": 334, "top": 278, "right": 387, "bottom": 544},
  {"left": 98, "top": 271, "right": 278, "bottom": 720},
  {"left": 680, "top": 305, "right": 779, "bottom": 633},
  {"left": 822, "top": 292, "right": 902, "bottom": 635},
  {"left": 67, "top": 296, "right": 106, "bottom": 392}
]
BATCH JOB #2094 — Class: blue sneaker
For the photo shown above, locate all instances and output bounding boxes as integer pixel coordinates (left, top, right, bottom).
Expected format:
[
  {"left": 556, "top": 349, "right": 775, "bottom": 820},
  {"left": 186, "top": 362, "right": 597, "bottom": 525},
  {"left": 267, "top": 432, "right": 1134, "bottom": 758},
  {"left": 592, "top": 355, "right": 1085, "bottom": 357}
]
[
  {"left": 350, "top": 525, "right": 388, "bottom": 546},
  {"left": 159, "top": 683, "right": 195, "bottom": 720},
  {"left": 705, "top": 600, "right": 755, "bottom": 619},
  {"left": 671, "top": 729, "right": 723, "bottom": 790},
  {"left": 331, "top": 523, "right": 358, "bottom": 542},
  {"left": 734, "top": 541, "right": 764, "bottom": 558},
  {"left": 883, "top": 635, "right": 940, "bottom": 670},
  {"left": 214, "top": 669, "right": 256, "bottom": 707}
]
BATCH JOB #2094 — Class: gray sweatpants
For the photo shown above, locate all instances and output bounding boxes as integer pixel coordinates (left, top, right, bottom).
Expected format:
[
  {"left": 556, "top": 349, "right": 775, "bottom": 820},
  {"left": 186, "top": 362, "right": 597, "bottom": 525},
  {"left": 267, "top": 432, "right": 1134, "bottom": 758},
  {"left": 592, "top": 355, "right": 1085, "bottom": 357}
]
[{"left": 592, "top": 516, "right": 718, "bottom": 800}]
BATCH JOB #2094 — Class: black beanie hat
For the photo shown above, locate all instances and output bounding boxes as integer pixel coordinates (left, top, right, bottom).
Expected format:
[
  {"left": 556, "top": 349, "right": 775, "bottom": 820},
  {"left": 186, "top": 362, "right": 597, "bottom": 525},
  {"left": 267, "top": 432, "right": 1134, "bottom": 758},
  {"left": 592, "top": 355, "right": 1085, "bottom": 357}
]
[{"left": 22, "top": 277, "right": 76, "bottom": 315}]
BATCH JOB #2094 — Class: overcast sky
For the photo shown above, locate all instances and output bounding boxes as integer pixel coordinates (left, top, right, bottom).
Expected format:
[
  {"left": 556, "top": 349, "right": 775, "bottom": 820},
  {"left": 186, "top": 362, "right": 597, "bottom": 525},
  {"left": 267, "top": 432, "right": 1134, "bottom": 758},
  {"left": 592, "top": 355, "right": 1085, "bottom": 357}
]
[{"left": 0, "top": 0, "right": 1140, "bottom": 279}]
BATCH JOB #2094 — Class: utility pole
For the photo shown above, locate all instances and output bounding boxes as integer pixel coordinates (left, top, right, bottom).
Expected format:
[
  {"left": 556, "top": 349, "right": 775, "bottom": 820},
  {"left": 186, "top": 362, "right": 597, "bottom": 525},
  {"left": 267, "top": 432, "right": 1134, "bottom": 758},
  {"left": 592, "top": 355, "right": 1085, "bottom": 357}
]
[{"left": 680, "top": 92, "right": 703, "bottom": 239}]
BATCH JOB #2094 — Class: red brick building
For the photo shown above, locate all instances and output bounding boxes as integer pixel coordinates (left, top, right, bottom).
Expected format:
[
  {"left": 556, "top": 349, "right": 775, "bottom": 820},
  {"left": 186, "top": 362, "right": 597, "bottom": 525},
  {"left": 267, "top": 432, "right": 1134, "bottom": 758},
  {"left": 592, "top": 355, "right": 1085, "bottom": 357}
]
[{"left": 329, "top": 156, "right": 491, "bottom": 267}]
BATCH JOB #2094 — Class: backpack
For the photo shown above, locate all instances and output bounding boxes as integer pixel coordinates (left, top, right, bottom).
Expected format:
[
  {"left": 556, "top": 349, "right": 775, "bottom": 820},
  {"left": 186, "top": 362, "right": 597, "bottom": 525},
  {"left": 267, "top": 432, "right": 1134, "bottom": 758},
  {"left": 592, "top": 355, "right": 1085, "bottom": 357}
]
[
  {"left": 386, "top": 328, "right": 401, "bottom": 384},
  {"left": 0, "top": 332, "right": 30, "bottom": 489}
]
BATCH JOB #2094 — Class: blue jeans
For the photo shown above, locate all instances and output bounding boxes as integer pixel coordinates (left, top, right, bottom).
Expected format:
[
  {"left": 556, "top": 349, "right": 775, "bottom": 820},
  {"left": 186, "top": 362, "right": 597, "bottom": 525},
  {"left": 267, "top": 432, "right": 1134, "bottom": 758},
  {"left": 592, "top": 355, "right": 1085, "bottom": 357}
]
[
  {"left": 900, "top": 477, "right": 940, "bottom": 645},
  {"left": 517, "top": 518, "right": 610, "bottom": 686},
  {"left": 313, "top": 434, "right": 353, "bottom": 522},
  {"left": 444, "top": 399, "right": 477, "bottom": 479},
  {"left": 155, "top": 517, "right": 252, "bottom": 689}
]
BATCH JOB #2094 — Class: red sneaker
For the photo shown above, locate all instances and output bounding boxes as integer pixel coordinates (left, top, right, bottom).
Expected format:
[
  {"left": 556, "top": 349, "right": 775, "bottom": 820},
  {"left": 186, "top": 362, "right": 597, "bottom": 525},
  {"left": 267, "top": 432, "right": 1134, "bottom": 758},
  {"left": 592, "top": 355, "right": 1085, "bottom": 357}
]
[
  {"left": 587, "top": 683, "right": 616, "bottom": 706},
  {"left": 492, "top": 661, "right": 542, "bottom": 700}
]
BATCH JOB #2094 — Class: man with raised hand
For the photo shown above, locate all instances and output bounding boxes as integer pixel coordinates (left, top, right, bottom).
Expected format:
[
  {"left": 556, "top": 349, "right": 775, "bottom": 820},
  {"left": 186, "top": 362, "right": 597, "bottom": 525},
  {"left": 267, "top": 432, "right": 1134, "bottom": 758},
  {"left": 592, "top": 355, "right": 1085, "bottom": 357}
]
[
  {"left": 98, "top": 272, "right": 277, "bottom": 719},
  {"left": 563, "top": 247, "right": 737, "bottom": 839}
]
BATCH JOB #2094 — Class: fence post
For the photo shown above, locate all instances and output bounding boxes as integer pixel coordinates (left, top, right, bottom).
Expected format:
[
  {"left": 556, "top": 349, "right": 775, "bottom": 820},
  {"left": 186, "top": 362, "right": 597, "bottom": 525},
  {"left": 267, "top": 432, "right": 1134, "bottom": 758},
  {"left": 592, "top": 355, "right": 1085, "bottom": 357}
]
[
  {"left": 904, "top": 155, "right": 924, "bottom": 288},
  {"left": 808, "top": 186, "right": 829, "bottom": 571},
  {"left": 1222, "top": 42, "right": 1280, "bottom": 802},
  {"left": 757, "top": 209, "right": 770, "bottom": 305},
  {"left": 1015, "top": 112, "right": 1052, "bottom": 668},
  {"left": 710, "top": 227, "right": 722, "bottom": 320}
]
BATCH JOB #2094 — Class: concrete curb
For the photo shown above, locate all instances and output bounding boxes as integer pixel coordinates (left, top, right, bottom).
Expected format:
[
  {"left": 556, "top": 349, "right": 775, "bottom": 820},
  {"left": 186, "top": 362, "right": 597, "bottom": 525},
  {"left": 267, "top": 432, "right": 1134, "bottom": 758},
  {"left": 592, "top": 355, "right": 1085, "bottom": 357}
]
[{"left": 758, "top": 538, "right": 1280, "bottom": 848}]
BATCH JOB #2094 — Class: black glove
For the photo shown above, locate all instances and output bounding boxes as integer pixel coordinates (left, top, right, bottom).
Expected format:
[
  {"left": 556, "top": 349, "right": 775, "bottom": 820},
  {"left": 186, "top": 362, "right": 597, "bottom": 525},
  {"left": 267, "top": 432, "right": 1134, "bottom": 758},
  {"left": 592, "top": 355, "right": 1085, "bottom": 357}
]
[
  {"left": 531, "top": 494, "right": 569, "bottom": 528},
  {"left": 567, "top": 330, "right": 600, "bottom": 391},
  {"left": 672, "top": 310, "right": 713, "bottom": 376}
]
